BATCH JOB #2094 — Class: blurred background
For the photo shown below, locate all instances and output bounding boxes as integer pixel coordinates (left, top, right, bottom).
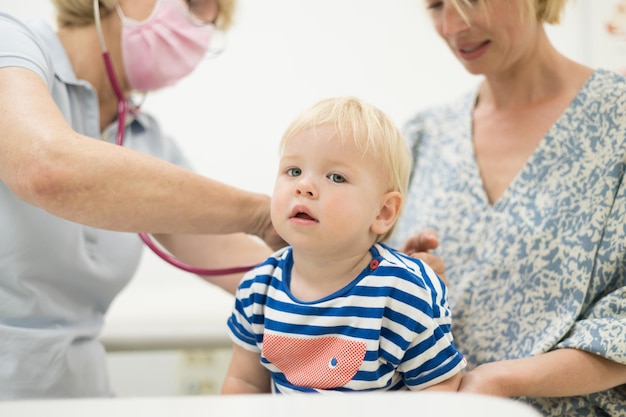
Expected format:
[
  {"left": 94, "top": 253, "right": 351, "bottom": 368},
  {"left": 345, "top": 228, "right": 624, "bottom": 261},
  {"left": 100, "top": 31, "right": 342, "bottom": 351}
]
[{"left": 1, "top": 0, "right": 623, "bottom": 397}]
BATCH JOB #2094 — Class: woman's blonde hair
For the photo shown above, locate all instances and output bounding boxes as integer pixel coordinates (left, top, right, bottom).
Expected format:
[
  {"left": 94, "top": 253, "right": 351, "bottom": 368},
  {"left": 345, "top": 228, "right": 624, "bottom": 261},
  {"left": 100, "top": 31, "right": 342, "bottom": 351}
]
[
  {"left": 279, "top": 97, "right": 412, "bottom": 242},
  {"left": 51, "top": 0, "right": 236, "bottom": 30},
  {"left": 449, "top": 0, "right": 568, "bottom": 24}
]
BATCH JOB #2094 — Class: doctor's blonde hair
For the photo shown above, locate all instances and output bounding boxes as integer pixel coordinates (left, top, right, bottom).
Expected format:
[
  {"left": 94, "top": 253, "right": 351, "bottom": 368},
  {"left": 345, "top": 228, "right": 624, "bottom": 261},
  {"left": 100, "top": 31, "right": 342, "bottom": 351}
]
[
  {"left": 51, "top": 0, "right": 236, "bottom": 30},
  {"left": 279, "top": 97, "right": 411, "bottom": 242}
]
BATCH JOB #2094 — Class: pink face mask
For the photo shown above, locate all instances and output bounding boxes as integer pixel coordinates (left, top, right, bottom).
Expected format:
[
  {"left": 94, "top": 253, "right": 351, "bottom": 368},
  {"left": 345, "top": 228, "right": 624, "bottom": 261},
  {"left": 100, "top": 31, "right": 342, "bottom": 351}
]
[{"left": 117, "top": 0, "right": 214, "bottom": 91}]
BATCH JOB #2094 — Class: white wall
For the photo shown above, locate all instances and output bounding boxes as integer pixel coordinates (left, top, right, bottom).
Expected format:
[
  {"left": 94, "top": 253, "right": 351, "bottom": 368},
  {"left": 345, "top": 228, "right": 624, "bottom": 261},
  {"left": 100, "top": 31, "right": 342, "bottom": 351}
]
[{"left": 142, "top": 0, "right": 479, "bottom": 195}]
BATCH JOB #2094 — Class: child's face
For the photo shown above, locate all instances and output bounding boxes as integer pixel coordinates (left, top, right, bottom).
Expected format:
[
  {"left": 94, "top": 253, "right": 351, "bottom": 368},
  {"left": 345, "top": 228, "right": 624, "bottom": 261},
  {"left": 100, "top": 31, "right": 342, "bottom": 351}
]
[{"left": 271, "top": 125, "right": 392, "bottom": 257}]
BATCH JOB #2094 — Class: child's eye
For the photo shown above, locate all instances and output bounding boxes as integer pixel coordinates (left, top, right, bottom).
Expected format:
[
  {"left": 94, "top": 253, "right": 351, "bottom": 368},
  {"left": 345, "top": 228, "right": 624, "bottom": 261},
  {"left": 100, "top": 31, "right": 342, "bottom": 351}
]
[
  {"left": 328, "top": 173, "right": 346, "bottom": 183},
  {"left": 287, "top": 167, "right": 301, "bottom": 177}
]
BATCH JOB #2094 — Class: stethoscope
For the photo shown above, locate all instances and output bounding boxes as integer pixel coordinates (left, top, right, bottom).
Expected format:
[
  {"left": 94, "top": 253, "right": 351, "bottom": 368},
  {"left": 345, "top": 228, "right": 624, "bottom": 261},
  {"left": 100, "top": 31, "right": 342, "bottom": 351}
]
[{"left": 93, "top": 0, "right": 256, "bottom": 276}]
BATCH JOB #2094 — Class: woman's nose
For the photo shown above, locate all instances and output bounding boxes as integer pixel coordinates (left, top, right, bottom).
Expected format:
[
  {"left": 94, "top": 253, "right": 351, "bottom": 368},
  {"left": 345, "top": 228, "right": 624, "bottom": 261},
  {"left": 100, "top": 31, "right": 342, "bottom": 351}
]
[{"left": 439, "top": 3, "right": 470, "bottom": 37}]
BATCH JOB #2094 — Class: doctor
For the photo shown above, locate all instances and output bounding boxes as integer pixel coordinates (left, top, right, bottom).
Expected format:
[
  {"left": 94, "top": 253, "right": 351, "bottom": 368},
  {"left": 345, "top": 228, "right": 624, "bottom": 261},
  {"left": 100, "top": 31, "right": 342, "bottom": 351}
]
[{"left": 0, "top": 0, "right": 280, "bottom": 399}]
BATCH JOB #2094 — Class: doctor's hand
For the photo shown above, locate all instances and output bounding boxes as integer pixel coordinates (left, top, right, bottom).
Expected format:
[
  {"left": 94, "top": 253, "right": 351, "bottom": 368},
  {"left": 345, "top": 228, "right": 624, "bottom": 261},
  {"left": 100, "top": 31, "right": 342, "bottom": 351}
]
[
  {"left": 248, "top": 195, "right": 287, "bottom": 251},
  {"left": 261, "top": 223, "right": 287, "bottom": 251},
  {"left": 401, "top": 229, "right": 447, "bottom": 284}
]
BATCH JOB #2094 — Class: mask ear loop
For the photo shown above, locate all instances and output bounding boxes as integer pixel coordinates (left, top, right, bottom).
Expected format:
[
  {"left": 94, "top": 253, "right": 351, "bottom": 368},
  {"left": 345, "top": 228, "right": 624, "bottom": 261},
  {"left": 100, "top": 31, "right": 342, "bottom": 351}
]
[{"left": 93, "top": 0, "right": 257, "bottom": 277}]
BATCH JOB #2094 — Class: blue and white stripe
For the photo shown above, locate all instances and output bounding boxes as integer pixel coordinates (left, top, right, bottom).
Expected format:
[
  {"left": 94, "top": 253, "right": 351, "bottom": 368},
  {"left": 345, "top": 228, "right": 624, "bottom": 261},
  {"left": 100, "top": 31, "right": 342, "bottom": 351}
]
[{"left": 227, "top": 243, "right": 465, "bottom": 393}]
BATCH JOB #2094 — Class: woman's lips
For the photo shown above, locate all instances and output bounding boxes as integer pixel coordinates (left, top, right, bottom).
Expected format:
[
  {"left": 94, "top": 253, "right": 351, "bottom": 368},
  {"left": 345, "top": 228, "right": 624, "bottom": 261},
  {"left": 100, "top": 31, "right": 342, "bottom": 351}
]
[{"left": 457, "top": 40, "right": 490, "bottom": 60}]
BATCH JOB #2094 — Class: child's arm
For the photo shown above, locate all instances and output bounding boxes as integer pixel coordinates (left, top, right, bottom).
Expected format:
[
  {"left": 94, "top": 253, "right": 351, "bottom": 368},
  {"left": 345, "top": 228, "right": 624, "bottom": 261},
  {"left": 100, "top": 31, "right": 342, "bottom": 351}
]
[
  {"left": 420, "top": 372, "right": 462, "bottom": 392},
  {"left": 221, "top": 344, "right": 272, "bottom": 394}
]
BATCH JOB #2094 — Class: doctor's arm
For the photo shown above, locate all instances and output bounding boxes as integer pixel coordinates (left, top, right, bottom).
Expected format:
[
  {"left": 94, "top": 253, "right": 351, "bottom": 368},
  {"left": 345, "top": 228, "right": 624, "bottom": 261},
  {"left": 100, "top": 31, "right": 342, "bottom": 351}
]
[
  {"left": 0, "top": 67, "right": 272, "bottom": 239},
  {"left": 153, "top": 233, "right": 275, "bottom": 295}
]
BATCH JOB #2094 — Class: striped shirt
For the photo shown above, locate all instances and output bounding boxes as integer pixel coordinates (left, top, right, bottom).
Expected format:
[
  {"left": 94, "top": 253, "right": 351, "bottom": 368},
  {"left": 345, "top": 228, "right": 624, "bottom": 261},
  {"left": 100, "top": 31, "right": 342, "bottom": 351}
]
[{"left": 227, "top": 243, "right": 466, "bottom": 393}]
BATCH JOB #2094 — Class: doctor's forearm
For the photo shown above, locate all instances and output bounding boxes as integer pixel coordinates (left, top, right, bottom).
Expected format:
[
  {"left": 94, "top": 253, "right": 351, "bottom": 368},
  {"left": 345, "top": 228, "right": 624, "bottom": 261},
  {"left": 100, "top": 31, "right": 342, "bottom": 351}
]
[
  {"left": 155, "top": 233, "right": 272, "bottom": 295},
  {"left": 11, "top": 134, "right": 271, "bottom": 236}
]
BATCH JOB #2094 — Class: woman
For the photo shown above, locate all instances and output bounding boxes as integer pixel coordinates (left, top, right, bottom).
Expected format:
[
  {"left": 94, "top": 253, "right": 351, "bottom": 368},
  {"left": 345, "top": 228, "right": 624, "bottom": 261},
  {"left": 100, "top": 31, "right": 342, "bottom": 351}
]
[
  {"left": 390, "top": 0, "right": 626, "bottom": 415},
  {"left": 0, "top": 0, "right": 280, "bottom": 399}
]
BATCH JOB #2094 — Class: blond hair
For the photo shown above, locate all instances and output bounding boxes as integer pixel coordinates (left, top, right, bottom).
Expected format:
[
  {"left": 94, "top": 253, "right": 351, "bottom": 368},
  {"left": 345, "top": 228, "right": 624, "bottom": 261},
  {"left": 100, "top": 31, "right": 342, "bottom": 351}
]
[
  {"left": 51, "top": 0, "right": 236, "bottom": 30},
  {"left": 279, "top": 97, "right": 412, "bottom": 242},
  {"left": 449, "top": 0, "right": 568, "bottom": 25}
]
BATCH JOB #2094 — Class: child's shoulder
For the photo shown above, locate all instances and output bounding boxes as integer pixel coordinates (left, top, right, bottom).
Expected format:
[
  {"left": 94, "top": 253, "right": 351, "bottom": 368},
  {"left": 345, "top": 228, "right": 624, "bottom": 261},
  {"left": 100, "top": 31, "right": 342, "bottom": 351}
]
[
  {"left": 371, "top": 243, "right": 443, "bottom": 287},
  {"left": 372, "top": 243, "right": 426, "bottom": 270}
]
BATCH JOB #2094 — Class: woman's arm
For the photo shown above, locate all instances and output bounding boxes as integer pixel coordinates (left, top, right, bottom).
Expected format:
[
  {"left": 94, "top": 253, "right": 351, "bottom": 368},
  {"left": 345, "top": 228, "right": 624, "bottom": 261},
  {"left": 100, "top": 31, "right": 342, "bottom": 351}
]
[
  {"left": 221, "top": 344, "right": 271, "bottom": 394},
  {"left": 460, "top": 348, "right": 626, "bottom": 398},
  {"left": 0, "top": 67, "right": 272, "bottom": 238}
]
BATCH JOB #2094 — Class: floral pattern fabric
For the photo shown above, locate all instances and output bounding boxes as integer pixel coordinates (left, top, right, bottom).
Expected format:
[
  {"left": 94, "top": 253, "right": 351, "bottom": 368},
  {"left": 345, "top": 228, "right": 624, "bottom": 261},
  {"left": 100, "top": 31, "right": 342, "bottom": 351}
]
[{"left": 388, "top": 69, "right": 626, "bottom": 416}]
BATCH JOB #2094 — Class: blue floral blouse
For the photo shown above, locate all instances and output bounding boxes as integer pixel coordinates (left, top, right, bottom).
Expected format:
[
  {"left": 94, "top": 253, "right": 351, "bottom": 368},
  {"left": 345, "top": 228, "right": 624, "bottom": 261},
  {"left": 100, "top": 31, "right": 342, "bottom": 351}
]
[{"left": 389, "top": 69, "right": 626, "bottom": 416}]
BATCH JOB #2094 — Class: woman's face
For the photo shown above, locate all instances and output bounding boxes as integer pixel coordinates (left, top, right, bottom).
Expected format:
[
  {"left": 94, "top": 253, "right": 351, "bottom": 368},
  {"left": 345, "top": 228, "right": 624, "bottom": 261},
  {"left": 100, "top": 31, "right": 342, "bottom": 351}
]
[{"left": 424, "top": 0, "right": 539, "bottom": 76}]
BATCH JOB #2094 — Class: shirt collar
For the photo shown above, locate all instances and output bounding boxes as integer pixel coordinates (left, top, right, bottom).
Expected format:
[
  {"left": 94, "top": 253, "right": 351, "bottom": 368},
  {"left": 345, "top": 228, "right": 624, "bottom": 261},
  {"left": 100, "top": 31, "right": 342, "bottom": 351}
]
[
  {"left": 29, "top": 19, "right": 149, "bottom": 136},
  {"left": 28, "top": 19, "right": 87, "bottom": 87}
]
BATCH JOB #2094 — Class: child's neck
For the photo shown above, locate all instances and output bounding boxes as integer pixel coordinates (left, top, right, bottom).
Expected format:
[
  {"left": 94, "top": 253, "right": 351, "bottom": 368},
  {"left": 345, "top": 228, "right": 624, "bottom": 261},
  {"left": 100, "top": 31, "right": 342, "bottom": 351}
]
[{"left": 288, "top": 249, "right": 373, "bottom": 302}]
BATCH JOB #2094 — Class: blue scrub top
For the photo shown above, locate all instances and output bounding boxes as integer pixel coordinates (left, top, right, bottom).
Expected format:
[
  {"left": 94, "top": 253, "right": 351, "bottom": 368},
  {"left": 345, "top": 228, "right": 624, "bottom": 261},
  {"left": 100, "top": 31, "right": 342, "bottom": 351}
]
[{"left": 0, "top": 13, "right": 192, "bottom": 398}]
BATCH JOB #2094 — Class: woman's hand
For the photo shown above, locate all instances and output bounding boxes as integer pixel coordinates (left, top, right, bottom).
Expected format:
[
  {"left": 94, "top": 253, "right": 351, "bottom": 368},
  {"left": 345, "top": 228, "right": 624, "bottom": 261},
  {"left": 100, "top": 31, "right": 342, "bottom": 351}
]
[
  {"left": 261, "top": 222, "right": 287, "bottom": 251},
  {"left": 401, "top": 229, "right": 446, "bottom": 283}
]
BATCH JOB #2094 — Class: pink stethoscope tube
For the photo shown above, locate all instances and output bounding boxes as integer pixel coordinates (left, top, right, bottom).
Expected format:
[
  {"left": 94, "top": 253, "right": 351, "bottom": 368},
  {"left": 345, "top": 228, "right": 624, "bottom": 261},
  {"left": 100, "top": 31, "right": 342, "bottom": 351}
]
[
  {"left": 137, "top": 232, "right": 257, "bottom": 275},
  {"left": 94, "top": 0, "right": 256, "bottom": 276}
]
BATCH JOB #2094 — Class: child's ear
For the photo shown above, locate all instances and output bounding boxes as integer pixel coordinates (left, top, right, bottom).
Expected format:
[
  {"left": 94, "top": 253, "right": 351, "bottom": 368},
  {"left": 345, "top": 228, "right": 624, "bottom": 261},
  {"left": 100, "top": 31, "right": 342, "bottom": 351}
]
[{"left": 371, "top": 191, "right": 402, "bottom": 235}]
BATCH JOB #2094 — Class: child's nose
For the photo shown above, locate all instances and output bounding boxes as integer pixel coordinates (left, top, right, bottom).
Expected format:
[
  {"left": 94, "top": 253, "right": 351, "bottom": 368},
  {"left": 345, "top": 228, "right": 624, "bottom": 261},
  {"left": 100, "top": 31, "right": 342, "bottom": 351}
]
[{"left": 295, "top": 177, "right": 317, "bottom": 198}]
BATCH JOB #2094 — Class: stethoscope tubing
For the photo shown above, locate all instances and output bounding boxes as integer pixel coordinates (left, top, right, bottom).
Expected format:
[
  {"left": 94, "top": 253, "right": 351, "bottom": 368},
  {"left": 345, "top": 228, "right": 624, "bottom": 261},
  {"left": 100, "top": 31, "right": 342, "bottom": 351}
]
[{"left": 138, "top": 233, "right": 257, "bottom": 275}]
